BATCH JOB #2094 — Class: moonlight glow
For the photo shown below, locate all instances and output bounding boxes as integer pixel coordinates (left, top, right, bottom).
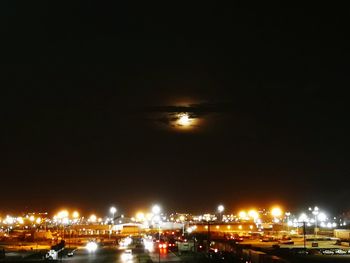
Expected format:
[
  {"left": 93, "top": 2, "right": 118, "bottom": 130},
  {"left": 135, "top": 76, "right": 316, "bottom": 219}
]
[{"left": 177, "top": 113, "right": 191, "bottom": 126}]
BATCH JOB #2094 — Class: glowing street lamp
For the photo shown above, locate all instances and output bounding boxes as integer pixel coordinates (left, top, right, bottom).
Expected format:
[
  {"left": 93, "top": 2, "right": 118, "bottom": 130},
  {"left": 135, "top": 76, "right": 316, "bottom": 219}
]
[
  {"left": 248, "top": 210, "right": 259, "bottom": 220},
  {"left": 72, "top": 211, "right": 79, "bottom": 219},
  {"left": 55, "top": 210, "right": 69, "bottom": 239},
  {"left": 110, "top": 207, "right": 117, "bottom": 221},
  {"left": 271, "top": 207, "right": 282, "bottom": 218},
  {"left": 179, "top": 215, "right": 186, "bottom": 236},
  {"left": 299, "top": 213, "right": 308, "bottom": 222},
  {"left": 109, "top": 207, "right": 117, "bottom": 239},
  {"left": 136, "top": 212, "right": 145, "bottom": 222},
  {"left": 318, "top": 212, "right": 326, "bottom": 222},
  {"left": 57, "top": 210, "right": 69, "bottom": 219},
  {"left": 89, "top": 214, "right": 97, "bottom": 223},
  {"left": 5, "top": 216, "right": 14, "bottom": 225},
  {"left": 217, "top": 205, "right": 224, "bottom": 221},
  {"left": 238, "top": 211, "right": 247, "bottom": 219},
  {"left": 152, "top": 205, "right": 161, "bottom": 215},
  {"left": 311, "top": 206, "right": 319, "bottom": 238},
  {"left": 152, "top": 204, "right": 161, "bottom": 241},
  {"left": 17, "top": 217, "right": 24, "bottom": 225},
  {"left": 285, "top": 212, "right": 291, "bottom": 232}
]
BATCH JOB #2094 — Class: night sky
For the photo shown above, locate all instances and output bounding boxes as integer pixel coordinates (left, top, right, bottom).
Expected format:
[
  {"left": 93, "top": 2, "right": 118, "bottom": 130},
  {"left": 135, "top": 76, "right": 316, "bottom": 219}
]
[{"left": 1, "top": 3, "right": 349, "bottom": 214}]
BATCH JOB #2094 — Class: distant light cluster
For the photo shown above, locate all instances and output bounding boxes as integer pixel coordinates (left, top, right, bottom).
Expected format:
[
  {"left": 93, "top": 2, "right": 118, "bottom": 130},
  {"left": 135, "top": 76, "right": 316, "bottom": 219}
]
[{"left": 0, "top": 204, "right": 347, "bottom": 236}]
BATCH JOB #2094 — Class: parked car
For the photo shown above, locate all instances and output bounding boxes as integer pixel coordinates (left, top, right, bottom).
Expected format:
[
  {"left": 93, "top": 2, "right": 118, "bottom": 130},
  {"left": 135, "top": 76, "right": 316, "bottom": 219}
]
[
  {"left": 334, "top": 249, "right": 347, "bottom": 255},
  {"left": 260, "top": 236, "right": 276, "bottom": 242},
  {"left": 322, "top": 249, "right": 334, "bottom": 255}
]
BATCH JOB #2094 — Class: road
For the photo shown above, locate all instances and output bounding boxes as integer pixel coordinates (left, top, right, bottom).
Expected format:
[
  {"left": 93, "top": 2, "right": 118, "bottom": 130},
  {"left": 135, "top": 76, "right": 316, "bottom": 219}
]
[
  {"left": 148, "top": 250, "right": 181, "bottom": 262},
  {"left": 60, "top": 247, "right": 139, "bottom": 263},
  {"left": 60, "top": 247, "right": 180, "bottom": 263},
  {"left": 0, "top": 245, "right": 181, "bottom": 262},
  {"left": 0, "top": 248, "right": 145, "bottom": 262}
]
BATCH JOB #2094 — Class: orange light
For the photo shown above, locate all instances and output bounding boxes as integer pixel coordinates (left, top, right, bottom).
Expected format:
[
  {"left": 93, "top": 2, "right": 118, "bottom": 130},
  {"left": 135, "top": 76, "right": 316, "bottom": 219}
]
[
  {"left": 160, "top": 248, "right": 167, "bottom": 254},
  {"left": 271, "top": 207, "right": 283, "bottom": 217},
  {"left": 248, "top": 210, "right": 259, "bottom": 219},
  {"left": 238, "top": 211, "right": 247, "bottom": 219},
  {"left": 72, "top": 211, "right": 79, "bottom": 219}
]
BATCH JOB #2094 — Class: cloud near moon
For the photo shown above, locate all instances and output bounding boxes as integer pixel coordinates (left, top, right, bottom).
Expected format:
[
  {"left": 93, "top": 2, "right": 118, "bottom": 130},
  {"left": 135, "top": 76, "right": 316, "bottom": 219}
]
[
  {"left": 151, "top": 111, "right": 199, "bottom": 131},
  {"left": 144, "top": 102, "right": 233, "bottom": 131}
]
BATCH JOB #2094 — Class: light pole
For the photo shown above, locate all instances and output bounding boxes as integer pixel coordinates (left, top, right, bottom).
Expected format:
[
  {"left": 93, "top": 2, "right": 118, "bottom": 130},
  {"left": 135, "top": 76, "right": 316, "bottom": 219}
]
[
  {"left": 298, "top": 214, "right": 308, "bottom": 251},
  {"left": 271, "top": 207, "right": 283, "bottom": 237},
  {"left": 109, "top": 207, "right": 117, "bottom": 240},
  {"left": 311, "top": 206, "right": 319, "bottom": 238},
  {"left": 152, "top": 205, "right": 161, "bottom": 263},
  {"left": 217, "top": 205, "right": 224, "bottom": 222},
  {"left": 285, "top": 212, "right": 291, "bottom": 232},
  {"left": 152, "top": 205, "right": 161, "bottom": 241},
  {"left": 179, "top": 215, "right": 185, "bottom": 236}
]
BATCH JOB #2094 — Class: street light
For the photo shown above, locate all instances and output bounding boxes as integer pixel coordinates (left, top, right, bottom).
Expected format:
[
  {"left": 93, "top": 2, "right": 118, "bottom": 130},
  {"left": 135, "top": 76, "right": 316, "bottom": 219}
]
[
  {"left": 72, "top": 211, "right": 79, "bottom": 219},
  {"left": 109, "top": 207, "right": 117, "bottom": 239},
  {"left": 136, "top": 212, "right": 145, "bottom": 222},
  {"left": 318, "top": 212, "right": 326, "bottom": 222},
  {"left": 179, "top": 215, "right": 186, "bottom": 236},
  {"left": 152, "top": 204, "right": 162, "bottom": 263},
  {"left": 271, "top": 207, "right": 283, "bottom": 218},
  {"left": 89, "top": 214, "right": 97, "bottom": 223},
  {"left": 217, "top": 205, "right": 224, "bottom": 222},
  {"left": 152, "top": 205, "right": 161, "bottom": 241},
  {"left": 152, "top": 205, "right": 161, "bottom": 215},
  {"left": 311, "top": 206, "right": 319, "bottom": 238},
  {"left": 56, "top": 210, "right": 69, "bottom": 240},
  {"left": 238, "top": 211, "right": 247, "bottom": 219},
  {"left": 298, "top": 215, "right": 308, "bottom": 250},
  {"left": 285, "top": 212, "right": 291, "bottom": 232},
  {"left": 57, "top": 210, "right": 69, "bottom": 220},
  {"left": 248, "top": 210, "right": 259, "bottom": 221},
  {"left": 110, "top": 207, "right": 117, "bottom": 220}
]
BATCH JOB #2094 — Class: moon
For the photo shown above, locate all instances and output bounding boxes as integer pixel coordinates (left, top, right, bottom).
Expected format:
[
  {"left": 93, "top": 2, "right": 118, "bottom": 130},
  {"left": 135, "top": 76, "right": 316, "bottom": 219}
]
[{"left": 177, "top": 113, "right": 191, "bottom": 126}]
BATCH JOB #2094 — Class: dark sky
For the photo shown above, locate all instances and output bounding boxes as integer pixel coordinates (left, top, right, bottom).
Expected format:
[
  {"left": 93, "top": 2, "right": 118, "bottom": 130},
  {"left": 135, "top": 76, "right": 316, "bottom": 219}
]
[{"left": 1, "top": 3, "right": 350, "bottom": 214}]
